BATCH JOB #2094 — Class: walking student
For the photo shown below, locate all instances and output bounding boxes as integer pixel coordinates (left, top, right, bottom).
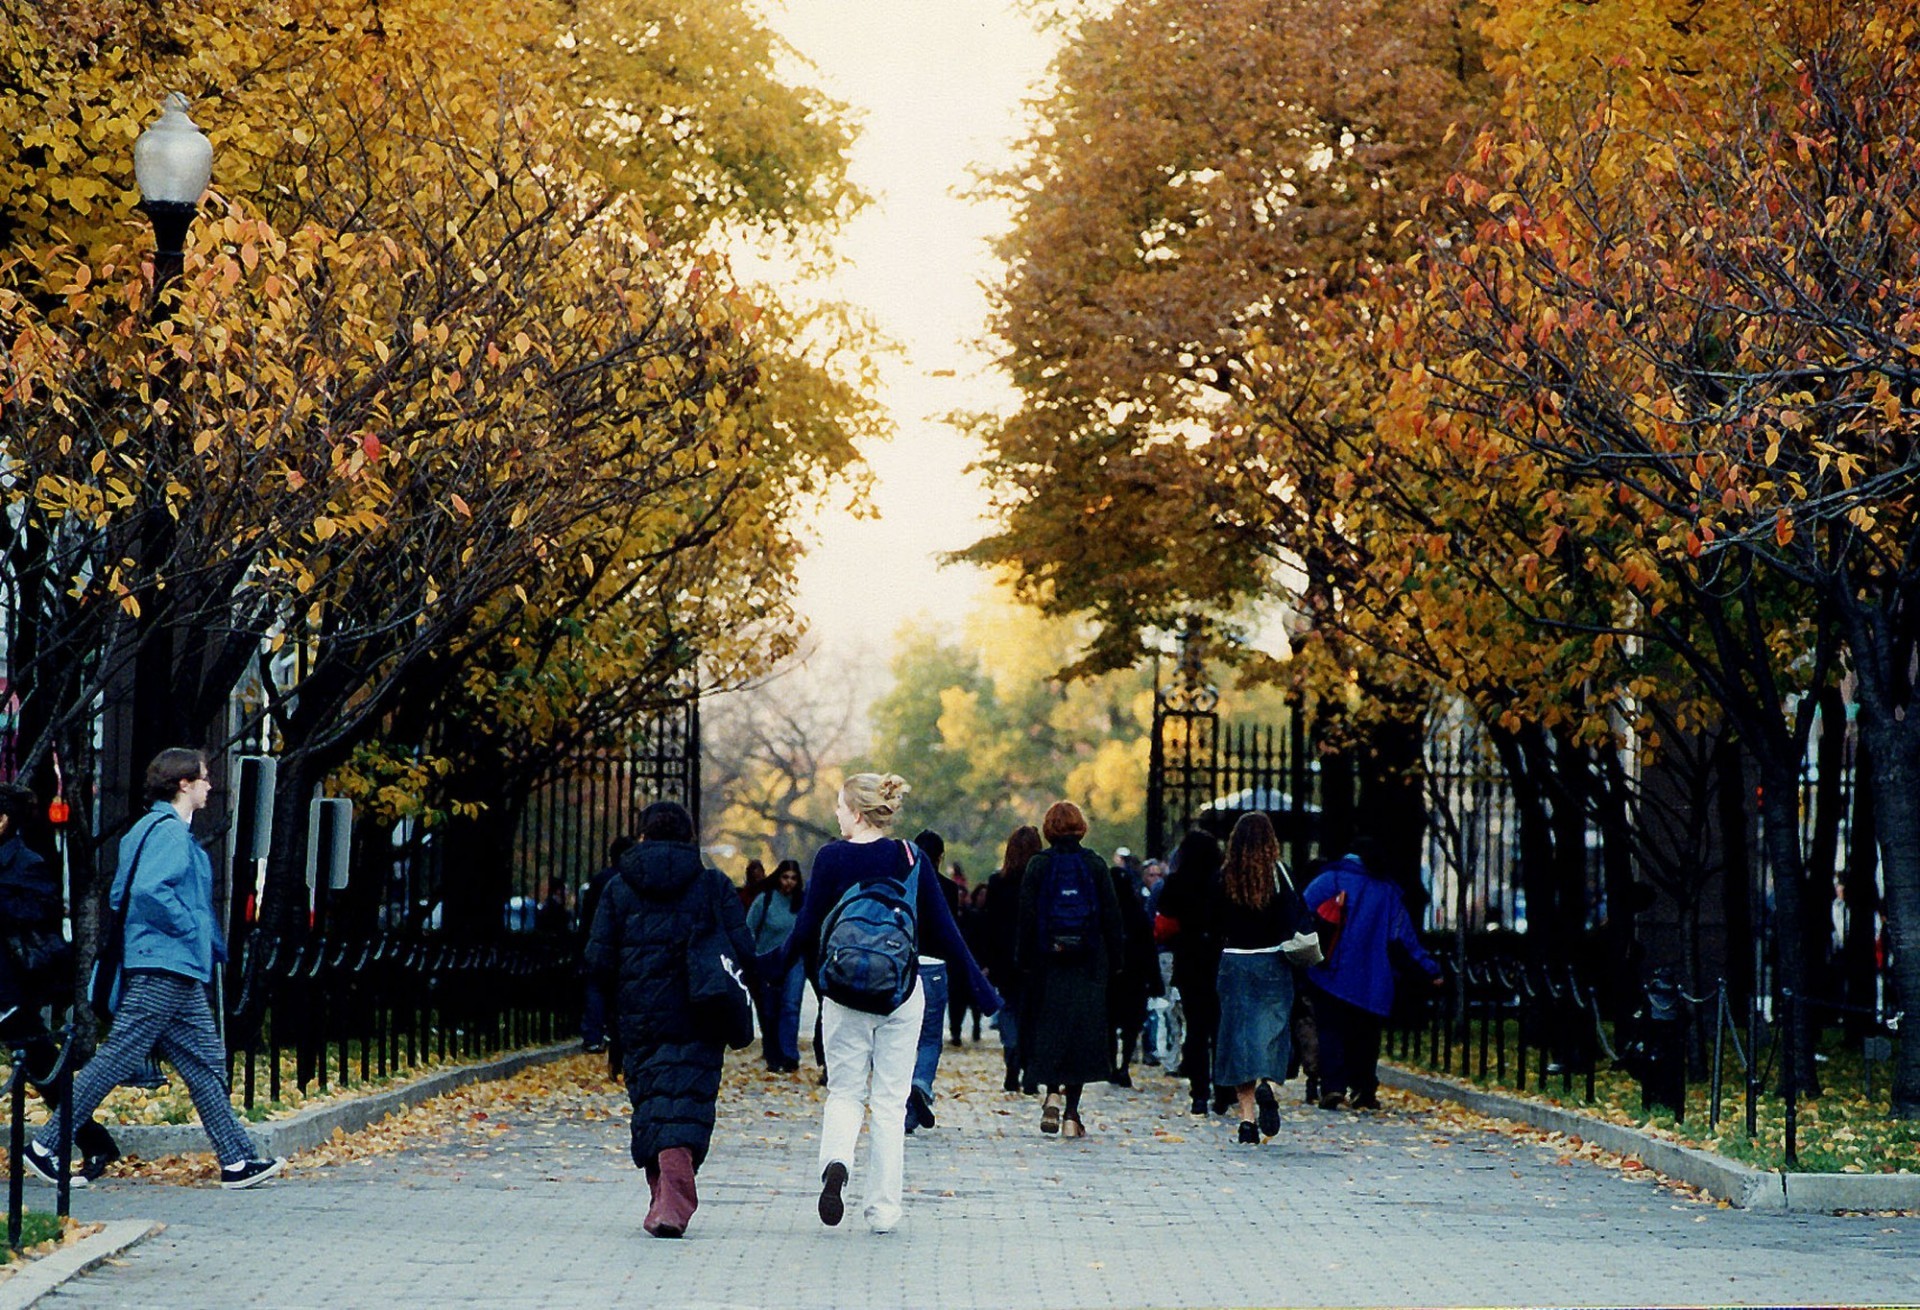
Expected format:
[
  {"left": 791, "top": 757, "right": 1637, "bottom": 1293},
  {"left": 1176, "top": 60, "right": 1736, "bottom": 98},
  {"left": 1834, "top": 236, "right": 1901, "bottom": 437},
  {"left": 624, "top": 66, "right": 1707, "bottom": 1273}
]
[
  {"left": 904, "top": 828, "right": 951, "bottom": 1133},
  {"left": 1302, "top": 840, "right": 1442, "bottom": 1110},
  {"left": 745, "top": 859, "right": 806, "bottom": 1073},
  {"left": 1155, "top": 828, "right": 1224, "bottom": 1116},
  {"left": 759, "top": 772, "right": 1000, "bottom": 1234},
  {"left": 25, "top": 749, "right": 283, "bottom": 1190},
  {"left": 1018, "top": 801, "right": 1122, "bottom": 1138},
  {"left": 985, "top": 825, "right": 1042, "bottom": 1093},
  {"left": 1209, "top": 813, "right": 1308, "bottom": 1143},
  {"left": 586, "top": 800, "right": 756, "bottom": 1238}
]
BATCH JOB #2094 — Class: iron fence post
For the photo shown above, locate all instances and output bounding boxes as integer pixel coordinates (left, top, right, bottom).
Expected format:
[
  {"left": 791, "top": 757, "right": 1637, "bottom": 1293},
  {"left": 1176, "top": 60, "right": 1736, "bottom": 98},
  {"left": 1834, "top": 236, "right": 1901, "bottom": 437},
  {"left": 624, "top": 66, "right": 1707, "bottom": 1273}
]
[
  {"left": 1710, "top": 980, "right": 1726, "bottom": 1130},
  {"left": 8, "top": 1054, "right": 26, "bottom": 1251},
  {"left": 1781, "top": 989, "right": 1798, "bottom": 1168}
]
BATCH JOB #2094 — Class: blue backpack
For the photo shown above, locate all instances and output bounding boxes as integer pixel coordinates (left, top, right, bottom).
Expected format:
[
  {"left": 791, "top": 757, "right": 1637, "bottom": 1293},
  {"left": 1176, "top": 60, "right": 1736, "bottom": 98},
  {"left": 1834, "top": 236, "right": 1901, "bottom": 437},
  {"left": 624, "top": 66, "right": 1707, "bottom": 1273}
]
[
  {"left": 817, "top": 841, "right": 923, "bottom": 1015},
  {"left": 1038, "top": 849, "right": 1101, "bottom": 962}
]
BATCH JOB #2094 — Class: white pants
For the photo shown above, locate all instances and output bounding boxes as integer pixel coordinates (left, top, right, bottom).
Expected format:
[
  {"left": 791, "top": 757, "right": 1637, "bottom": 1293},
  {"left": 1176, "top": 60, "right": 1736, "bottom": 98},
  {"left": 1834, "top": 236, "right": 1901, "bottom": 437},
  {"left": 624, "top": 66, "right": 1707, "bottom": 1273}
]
[{"left": 819, "top": 985, "right": 925, "bottom": 1232}]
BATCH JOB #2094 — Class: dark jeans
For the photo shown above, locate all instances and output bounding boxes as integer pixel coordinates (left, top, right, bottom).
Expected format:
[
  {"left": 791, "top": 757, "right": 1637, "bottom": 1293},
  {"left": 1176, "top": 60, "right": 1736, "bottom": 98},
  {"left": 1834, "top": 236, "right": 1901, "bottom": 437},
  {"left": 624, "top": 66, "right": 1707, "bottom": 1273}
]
[
  {"left": 1179, "top": 983, "right": 1218, "bottom": 1103},
  {"left": 580, "top": 975, "right": 610, "bottom": 1047},
  {"left": 1311, "top": 987, "right": 1383, "bottom": 1104},
  {"left": 757, "top": 961, "right": 806, "bottom": 1066},
  {"left": 911, "top": 961, "right": 948, "bottom": 1097}
]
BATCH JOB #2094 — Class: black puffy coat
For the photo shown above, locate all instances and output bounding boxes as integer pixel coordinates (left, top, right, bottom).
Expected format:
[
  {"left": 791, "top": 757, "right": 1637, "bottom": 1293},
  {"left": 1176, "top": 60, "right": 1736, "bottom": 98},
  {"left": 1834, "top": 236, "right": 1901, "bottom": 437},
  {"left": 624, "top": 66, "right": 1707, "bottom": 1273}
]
[{"left": 584, "top": 840, "right": 753, "bottom": 1171}]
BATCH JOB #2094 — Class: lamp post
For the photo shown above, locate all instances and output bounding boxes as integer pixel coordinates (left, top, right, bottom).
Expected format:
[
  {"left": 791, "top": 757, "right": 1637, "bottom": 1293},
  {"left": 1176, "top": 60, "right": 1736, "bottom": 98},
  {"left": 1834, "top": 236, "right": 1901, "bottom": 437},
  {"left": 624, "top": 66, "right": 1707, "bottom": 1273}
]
[
  {"left": 118, "top": 92, "right": 214, "bottom": 822},
  {"left": 132, "top": 92, "right": 213, "bottom": 300}
]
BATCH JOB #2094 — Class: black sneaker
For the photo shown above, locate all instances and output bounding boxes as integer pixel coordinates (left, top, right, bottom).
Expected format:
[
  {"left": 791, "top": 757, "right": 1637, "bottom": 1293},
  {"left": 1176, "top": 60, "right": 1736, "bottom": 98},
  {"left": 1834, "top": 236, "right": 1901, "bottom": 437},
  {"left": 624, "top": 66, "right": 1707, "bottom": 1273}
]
[
  {"left": 1189, "top": 1095, "right": 1208, "bottom": 1117},
  {"left": 905, "top": 1087, "right": 935, "bottom": 1133},
  {"left": 220, "top": 1158, "right": 286, "bottom": 1190},
  {"left": 1237, "top": 1120, "right": 1259, "bottom": 1144},
  {"left": 1107, "top": 1068, "right": 1134, "bottom": 1089},
  {"left": 1256, "top": 1082, "right": 1281, "bottom": 1137},
  {"left": 818, "top": 1161, "right": 848, "bottom": 1226},
  {"left": 80, "top": 1145, "right": 122, "bottom": 1183},
  {"left": 20, "top": 1141, "right": 82, "bottom": 1188}
]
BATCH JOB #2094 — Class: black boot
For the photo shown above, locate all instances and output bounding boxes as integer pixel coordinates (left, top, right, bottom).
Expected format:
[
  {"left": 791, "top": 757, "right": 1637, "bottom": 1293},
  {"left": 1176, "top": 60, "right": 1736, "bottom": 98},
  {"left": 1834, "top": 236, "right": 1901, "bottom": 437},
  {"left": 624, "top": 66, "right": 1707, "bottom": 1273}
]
[{"left": 1003, "top": 1049, "right": 1021, "bottom": 1094}]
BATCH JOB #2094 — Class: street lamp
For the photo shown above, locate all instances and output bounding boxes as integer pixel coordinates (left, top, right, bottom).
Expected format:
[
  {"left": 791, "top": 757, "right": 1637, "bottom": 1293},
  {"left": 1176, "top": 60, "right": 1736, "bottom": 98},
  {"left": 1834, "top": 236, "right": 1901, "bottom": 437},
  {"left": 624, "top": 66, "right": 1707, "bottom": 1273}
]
[{"left": 132, "top": 92, "right": 213, "bottom": 295}]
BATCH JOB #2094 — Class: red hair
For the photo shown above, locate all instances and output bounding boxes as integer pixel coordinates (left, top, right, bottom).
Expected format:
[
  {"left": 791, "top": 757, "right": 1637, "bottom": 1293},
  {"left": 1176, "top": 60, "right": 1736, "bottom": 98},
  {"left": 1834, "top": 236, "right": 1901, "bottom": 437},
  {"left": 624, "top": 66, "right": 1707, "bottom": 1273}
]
[{"left": 1041, "top": 801, "right": 1088, "bottom": 842}]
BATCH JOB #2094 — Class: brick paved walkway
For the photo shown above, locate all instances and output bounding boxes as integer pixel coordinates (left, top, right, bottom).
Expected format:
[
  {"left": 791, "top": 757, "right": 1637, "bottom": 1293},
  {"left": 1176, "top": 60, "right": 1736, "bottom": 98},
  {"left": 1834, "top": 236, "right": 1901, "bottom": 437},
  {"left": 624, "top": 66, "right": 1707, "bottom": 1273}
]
[{"left": 40, "top": 1039, "right": 1920, "bottom": 1308}]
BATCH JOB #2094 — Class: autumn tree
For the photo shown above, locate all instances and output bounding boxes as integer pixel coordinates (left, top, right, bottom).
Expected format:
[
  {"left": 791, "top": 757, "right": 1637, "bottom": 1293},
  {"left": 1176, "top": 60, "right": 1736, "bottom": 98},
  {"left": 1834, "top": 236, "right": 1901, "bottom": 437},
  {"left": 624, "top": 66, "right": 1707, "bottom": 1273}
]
[
  {"left": 1, "top": 1, "right": 872, "bottom": 944},
  {"left": 967, "top": 0, "right": 1490, "bottom": 669}
]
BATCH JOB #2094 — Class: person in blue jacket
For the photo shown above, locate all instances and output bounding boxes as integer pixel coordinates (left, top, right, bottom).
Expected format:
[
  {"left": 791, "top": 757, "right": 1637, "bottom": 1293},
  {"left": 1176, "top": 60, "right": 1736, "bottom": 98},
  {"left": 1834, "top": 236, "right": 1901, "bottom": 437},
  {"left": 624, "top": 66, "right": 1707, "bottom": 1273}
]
[
  {"left": 23, "top": 749, "right": 284, "bottom": 1190},
  {"left": 1300, "top": 841, "right": 1442, "bottom": 1110}
]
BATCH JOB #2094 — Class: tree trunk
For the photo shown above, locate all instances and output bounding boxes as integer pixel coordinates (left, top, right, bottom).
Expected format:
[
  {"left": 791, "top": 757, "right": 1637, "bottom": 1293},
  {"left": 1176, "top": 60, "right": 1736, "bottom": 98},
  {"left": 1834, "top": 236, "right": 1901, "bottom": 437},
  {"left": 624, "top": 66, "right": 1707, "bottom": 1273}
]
[
  {"left": 1841, "top": 732, "right": 1880, "bottom": 1040},
  {"left": 1759, "top": 756, "right": 1819, "bottom": 1097},
  {"left": 1858, "top": 720, "right": 1920, "bottom": 1116},
  {"left": 1594, "top": 746, "right": 1641, "bottom": 1021},
  {"left": 439, "top": 793, "right": 519, "bottom": 943},
  {"left": 1717, "top": 737, "right": 1756, "bottom": 1018},
  {"left": 1805, "top": 689, "right": 1847, "bottom": 1004}
]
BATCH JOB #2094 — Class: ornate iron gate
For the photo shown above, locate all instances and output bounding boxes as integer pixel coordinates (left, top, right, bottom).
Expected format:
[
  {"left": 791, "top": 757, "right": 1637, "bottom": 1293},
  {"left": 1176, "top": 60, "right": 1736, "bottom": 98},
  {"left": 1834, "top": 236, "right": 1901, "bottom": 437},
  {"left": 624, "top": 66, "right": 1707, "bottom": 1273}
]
[
  {"left": 1145, "top": 634, "right": 1318, "bottom": 864},
  {"left": 512, "top": 698, "right": 700, "bottom": 898}
]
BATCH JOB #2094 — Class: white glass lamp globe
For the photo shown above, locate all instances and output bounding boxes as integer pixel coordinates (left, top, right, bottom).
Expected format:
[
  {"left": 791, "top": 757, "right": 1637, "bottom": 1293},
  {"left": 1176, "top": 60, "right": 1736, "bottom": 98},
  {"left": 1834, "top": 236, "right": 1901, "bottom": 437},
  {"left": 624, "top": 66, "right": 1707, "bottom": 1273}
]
[{"left": 132, "top": 93, "right": 213, "bottom": 206}]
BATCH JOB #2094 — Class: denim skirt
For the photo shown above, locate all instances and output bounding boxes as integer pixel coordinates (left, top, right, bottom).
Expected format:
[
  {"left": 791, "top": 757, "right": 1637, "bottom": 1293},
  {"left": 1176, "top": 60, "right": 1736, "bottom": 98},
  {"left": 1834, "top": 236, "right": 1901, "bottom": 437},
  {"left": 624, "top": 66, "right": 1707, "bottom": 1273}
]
[{"left": 1213, "top": 950, "right": 1294, "bottom": 1086}]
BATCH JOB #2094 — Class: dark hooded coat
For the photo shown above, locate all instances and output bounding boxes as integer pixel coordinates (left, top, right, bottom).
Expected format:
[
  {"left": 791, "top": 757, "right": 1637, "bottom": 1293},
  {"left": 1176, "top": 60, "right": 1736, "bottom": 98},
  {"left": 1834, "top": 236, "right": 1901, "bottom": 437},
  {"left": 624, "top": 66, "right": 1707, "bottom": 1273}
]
[{"left": 585, "top": 839, "right": 753, "bottom": 1170}]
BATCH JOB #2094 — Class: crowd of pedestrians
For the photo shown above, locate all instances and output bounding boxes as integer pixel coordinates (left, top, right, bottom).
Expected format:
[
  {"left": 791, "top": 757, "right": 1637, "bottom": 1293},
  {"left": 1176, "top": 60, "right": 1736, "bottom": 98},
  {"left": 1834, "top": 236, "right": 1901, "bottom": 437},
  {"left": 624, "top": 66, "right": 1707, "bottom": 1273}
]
[
  {"left": 3, "top": 751, "right": 1440, "bottom": 1244},
  {"left": 576, "top": 769, "right": 1443, "bottom": 1239}
]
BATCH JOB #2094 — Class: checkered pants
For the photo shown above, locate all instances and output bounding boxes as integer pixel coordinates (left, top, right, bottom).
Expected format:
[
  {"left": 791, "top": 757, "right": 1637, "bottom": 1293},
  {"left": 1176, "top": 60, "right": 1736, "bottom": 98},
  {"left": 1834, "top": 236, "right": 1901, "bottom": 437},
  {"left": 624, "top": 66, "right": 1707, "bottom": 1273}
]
[{"left": 39, "top": 970, "right": 257, "bottom": 1166}]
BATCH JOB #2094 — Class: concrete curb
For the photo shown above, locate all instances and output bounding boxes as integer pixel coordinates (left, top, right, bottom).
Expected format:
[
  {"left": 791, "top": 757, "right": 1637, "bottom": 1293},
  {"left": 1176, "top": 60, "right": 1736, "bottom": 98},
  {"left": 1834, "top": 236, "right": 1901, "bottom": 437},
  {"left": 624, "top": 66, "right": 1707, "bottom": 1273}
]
[
  {"left": 110, "top": 1040, "right": 580, "bottom": 1160},
  {"left": 0, "top": 1219, "right": 163, "bottom": 1309},
  {"left": 1380, "top": 1063, "right": 1920, "bottom": 1213}
]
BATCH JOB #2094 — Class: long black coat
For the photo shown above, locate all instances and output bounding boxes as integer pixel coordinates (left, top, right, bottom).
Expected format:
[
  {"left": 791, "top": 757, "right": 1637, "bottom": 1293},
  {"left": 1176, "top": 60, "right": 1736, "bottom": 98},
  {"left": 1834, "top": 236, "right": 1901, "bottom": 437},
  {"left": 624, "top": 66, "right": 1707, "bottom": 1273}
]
[
  {"left": 1017, "top": 841, "right": 1124, "bottom": 1086},
  {"left": 584, "top": 840, "right": 753, "bottom": 1171}
]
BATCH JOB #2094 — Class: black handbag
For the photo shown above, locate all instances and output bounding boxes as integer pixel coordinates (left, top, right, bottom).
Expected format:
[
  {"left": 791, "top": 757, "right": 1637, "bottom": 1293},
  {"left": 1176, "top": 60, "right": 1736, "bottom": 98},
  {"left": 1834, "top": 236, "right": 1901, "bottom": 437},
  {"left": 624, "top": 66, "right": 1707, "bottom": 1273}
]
[
  {"left": 685, "top": 873, "right": 755, "bottom": 1050},
  {"left": 88, "top": 819, "right": 166, "bottom": 1020}
]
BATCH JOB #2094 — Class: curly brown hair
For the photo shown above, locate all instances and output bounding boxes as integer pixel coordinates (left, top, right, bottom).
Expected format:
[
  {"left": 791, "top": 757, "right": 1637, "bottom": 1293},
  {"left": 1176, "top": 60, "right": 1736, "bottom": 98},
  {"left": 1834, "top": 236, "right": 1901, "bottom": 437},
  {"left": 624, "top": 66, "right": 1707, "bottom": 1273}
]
[{"left": 1222, "top": 812, "right": 1283, "bottom": 911}]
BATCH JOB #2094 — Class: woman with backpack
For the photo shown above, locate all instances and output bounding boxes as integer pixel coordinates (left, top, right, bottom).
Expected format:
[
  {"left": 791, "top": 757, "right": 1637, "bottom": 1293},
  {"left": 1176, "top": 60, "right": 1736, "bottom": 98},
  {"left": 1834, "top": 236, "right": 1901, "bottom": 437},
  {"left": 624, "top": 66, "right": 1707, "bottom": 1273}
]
[
  {"left": 585, "top": 800, "right": 756, "bottom": 1238},
  {"left": 1017, "top": 801, "right": 1123, "bottom": 1138},
  {"left": 758, "top": 772, "right": 1001, "bottom": 1234},
  {"left": 1208, "top": 812, "right": 1309, "bottom": 1144}
]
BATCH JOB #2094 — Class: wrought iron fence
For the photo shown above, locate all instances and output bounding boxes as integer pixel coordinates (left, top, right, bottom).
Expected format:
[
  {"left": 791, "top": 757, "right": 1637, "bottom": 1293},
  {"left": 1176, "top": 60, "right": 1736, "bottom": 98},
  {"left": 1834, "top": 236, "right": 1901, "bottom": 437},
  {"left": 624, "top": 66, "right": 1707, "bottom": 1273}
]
[
  {"left": 222, "top": 930, "right": 580, "bottom": 1109},
  {"left": 1380, "top": 962, "right": 1902, "bottom": 1167}
]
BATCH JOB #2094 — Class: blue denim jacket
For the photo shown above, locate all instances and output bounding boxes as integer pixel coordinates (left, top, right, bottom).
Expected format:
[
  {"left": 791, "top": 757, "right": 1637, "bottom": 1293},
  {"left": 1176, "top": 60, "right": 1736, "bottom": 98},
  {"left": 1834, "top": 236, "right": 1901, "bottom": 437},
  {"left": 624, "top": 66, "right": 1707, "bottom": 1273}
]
[{"left": 113, "top": 802, "right": 225, "bottom": 984}]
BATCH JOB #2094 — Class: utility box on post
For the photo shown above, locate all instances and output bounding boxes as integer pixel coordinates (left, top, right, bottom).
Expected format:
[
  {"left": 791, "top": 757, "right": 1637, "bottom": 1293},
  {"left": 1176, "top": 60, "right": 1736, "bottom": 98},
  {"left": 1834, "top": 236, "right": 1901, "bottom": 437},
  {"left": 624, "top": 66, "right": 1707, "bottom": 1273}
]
[{"left": 307, "top": 797, "right": 353, "bottom": 898}]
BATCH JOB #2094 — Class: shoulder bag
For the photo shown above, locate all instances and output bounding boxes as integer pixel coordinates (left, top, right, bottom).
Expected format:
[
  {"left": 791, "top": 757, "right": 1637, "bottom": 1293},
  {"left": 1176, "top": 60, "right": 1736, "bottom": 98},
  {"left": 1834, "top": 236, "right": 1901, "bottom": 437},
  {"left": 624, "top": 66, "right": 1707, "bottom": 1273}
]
[{"left": 685, "top": 871, "right": 756, "bottom": 1049}]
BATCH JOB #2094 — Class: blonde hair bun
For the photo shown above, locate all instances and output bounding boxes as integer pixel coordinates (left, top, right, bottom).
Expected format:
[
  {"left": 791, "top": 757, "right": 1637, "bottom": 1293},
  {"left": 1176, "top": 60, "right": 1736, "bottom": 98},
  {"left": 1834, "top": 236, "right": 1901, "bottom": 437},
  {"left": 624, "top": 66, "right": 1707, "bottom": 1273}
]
[{"left": 843, "top": 772, "right": 911, "bottom": 829}]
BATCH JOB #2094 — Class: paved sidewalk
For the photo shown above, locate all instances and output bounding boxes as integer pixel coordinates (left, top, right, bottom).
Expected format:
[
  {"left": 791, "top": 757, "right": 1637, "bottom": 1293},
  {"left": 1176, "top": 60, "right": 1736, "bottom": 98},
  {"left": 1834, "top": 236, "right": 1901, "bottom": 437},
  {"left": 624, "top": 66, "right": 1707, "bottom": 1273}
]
[{"left": 37, "top": 1042, "right": 1920, "bottom": 1308}]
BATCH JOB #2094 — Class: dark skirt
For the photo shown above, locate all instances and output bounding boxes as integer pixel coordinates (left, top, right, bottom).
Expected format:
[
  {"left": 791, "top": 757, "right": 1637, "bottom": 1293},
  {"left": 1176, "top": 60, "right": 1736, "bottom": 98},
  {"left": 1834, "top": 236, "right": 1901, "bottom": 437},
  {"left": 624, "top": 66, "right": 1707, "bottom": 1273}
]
[
  {"left": 1213, "top": 951, "right": 1294, "bottom": 1087},
  {"left": 1022, "top": 963, "right": 1111, "bottom": 1086}
]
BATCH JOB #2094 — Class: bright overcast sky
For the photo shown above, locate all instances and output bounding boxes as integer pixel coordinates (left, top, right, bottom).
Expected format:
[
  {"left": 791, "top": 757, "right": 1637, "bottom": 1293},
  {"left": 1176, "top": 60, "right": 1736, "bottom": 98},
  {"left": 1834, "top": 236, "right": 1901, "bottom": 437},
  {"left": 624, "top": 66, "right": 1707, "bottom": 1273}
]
[{"left": 756, "top": 1, "right": 1058, "bottom": 688}]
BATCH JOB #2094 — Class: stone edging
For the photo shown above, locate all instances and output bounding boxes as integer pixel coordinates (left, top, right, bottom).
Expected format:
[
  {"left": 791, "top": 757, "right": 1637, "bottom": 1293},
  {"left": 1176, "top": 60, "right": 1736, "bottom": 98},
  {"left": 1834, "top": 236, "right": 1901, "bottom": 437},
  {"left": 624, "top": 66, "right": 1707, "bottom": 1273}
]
[
  {"left": 1381, "top": 1063, "right": 1920, "bottom": 1213},
  {"left": 0, "top": 1219, "right": 164, "bottom": 1310},
  {"left": 109, "top": 1040, "right": 581, "bottom": 1160}
]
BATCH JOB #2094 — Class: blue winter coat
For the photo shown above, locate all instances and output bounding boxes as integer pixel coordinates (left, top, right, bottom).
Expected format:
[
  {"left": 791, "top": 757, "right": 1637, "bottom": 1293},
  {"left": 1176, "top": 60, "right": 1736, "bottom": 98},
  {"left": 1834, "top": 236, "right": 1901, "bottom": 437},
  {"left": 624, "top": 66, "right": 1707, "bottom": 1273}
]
[
  {"left": 1302, "top": 855, "right": 1439, "bottom": 1017},
  {"left": 112, "top": 803, "right": 224, "bottom": 984}
]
